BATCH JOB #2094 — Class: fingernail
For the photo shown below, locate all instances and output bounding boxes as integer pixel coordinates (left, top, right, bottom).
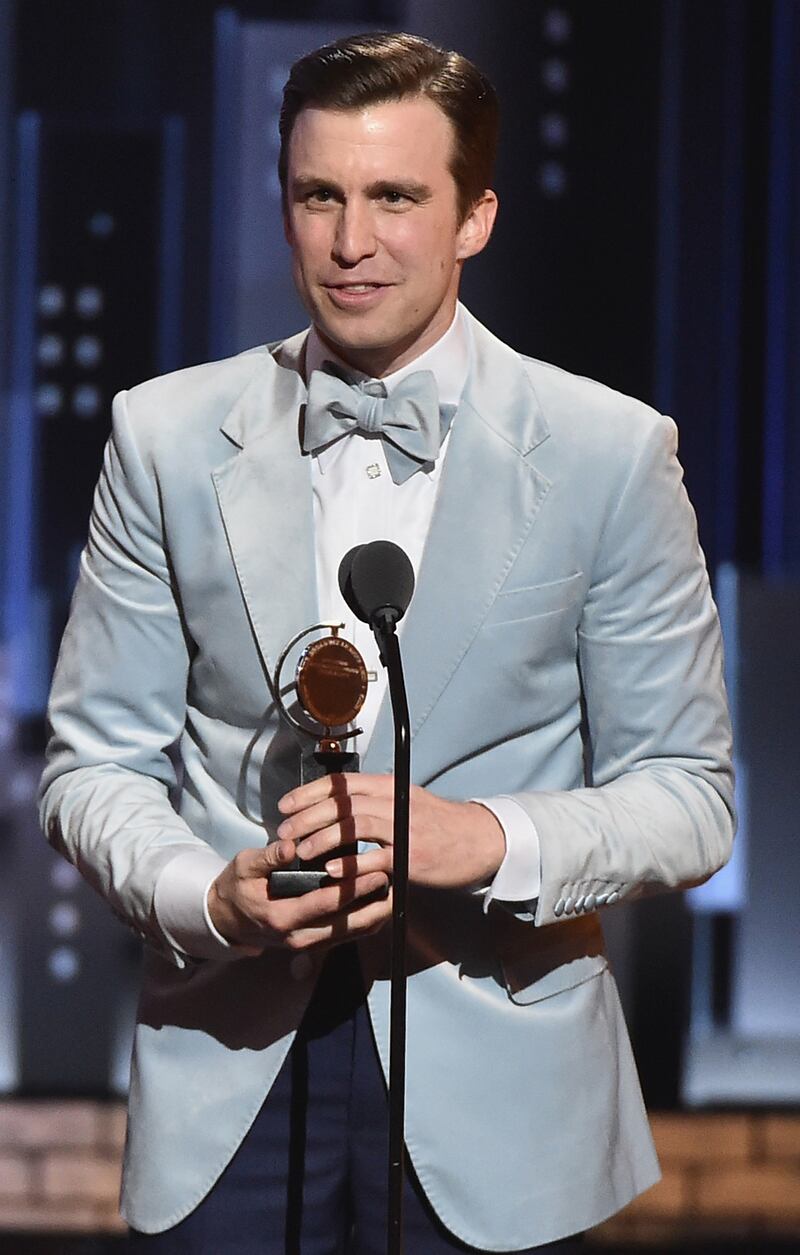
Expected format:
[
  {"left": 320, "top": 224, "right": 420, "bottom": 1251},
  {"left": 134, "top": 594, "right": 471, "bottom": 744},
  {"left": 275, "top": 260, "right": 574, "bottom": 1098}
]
[
  {"left": 326, "top": 859, "right": 343, "bottom": 877},
  {"left": 278, "top": 795, "right": 294, "bottom": 814},
  {"left": 277, "top": 821, "right": 291, "bottom": 838}
]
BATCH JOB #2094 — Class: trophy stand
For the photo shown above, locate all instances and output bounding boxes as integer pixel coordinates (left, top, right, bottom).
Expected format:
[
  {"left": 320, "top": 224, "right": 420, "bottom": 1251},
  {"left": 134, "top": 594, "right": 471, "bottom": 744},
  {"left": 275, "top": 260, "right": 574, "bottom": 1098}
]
[{"left": 269, "top": 622, "right": 368, "bottom": 898}]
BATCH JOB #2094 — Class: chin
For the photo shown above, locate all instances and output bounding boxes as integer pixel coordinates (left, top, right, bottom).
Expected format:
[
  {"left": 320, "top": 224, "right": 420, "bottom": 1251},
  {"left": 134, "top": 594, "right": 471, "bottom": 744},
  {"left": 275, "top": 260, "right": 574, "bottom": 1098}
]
[{"left": 319, "top": 319, "right": 400, "bottom": 357}]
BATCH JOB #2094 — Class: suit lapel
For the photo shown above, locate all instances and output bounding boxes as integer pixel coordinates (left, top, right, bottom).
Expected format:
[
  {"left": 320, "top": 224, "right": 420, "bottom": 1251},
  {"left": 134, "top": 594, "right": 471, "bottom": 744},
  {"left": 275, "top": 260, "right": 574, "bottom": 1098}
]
[
  {"left": 212, "top": 334, "right": 317, "bottom": 682},
  {"left": 363, "top": 313, "right": 552, "bottom": 777}
]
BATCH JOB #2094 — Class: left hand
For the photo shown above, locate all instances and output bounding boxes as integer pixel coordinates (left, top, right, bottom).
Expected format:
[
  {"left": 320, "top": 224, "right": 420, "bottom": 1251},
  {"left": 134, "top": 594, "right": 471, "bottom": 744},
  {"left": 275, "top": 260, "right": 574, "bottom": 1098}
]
[{"left": 277, "top": 773, "right": 506, "bottom": 891}]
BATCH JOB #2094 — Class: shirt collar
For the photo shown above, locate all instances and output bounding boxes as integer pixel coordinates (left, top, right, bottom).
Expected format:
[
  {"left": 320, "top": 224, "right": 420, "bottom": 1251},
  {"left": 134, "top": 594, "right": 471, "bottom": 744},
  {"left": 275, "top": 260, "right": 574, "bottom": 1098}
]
[{"left": 304, "top": 302, "right": 471, "bottom": 409}]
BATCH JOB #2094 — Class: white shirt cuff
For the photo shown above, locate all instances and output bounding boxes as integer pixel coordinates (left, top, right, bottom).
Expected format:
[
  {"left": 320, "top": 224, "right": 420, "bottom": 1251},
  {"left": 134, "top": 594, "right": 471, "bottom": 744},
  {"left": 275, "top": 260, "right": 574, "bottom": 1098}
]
[
  {"left": 472, "top": 795, "right": 541, "bottom": 909},
  {"left": 153, "top": 848, "right": 245, "bottom": 960}
]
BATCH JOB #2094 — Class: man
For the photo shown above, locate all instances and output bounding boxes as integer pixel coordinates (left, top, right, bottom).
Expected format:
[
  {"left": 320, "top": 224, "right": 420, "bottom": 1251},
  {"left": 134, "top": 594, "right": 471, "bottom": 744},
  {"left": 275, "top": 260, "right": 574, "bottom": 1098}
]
[{"left": 40, "top": 31, "right": 734, "bottom": 1254}]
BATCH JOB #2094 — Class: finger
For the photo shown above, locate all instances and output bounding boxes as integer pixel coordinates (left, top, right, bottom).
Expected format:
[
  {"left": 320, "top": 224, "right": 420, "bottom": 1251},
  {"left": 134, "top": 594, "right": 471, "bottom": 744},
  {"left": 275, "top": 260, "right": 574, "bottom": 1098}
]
[
  {"left": 262, "top": 837, "right": 298, "bottom": 871},
  {"left": 278, "top": 794, "right": 393, "bottom": 845},
  {"left": 286, "top": 871, "right": 390, "bottom": 927},
  {"left": 324, "top": 849, "right": 393, "bottom": 879},
  {"left": 278, "top": 772, "right": 394, "bottom": 816},
  {"left": 237, "top": 870, "right": 390, "bottom": 945},
  {"left": 286, "top": 888, "right": 393, "bottom": 951},
  {"left": 293, "top": 814, "right": 395, "bottom": 865},
  {"left": 226, "top": 842, "right": 295, "bottom": 885}
]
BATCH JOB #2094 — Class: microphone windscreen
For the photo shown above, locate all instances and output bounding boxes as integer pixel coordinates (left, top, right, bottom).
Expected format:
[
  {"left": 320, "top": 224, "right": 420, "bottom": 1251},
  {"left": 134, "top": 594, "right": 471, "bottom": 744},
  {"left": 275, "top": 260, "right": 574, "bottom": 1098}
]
[
  {"left": 338, "top": 545, "right": 366, "bottom": 620},
  {"left": 349, "top": 541, "right": 415, "bottom": 624}
]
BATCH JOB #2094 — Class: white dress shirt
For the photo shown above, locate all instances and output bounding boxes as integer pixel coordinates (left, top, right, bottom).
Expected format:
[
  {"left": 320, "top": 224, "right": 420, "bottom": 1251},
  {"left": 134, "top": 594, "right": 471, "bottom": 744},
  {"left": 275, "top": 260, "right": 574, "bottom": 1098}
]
[{"left": 155, "top": 305, "right": 540, "bottom": 957}]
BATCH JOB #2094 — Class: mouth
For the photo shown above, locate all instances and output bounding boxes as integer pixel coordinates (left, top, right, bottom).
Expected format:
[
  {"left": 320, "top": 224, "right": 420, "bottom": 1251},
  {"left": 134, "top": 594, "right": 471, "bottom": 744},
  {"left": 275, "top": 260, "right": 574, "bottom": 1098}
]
[
  {"left": 323, "top": 282, "right": 392, "bottom": 309},
  {"left": 325, "top": 282, "right": 389, "bottom": 292}
]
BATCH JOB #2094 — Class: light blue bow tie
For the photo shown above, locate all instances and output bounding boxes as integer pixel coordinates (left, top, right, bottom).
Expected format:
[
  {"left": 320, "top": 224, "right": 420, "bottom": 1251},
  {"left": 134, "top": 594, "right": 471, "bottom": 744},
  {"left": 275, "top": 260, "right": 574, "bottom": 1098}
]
[{"left": 303, "top": 364, "right": 447, "bottom": 484}]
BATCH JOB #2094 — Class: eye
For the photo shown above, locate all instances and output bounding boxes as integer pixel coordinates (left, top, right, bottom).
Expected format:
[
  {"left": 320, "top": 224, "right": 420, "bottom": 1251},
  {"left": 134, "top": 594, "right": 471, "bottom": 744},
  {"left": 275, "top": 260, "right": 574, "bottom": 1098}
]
[
  {"left": 377, "top": 188, "right": 419, "bottom": 212},
  {"left": 304, "top": 187, "right": 336, "bottom": 205}
]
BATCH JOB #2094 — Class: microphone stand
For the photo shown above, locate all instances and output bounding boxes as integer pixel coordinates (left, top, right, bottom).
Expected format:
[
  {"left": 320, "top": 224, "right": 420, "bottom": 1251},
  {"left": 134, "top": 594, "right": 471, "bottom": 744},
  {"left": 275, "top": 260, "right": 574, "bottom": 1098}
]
[{"left": 373, "top": 609, "right": 411, "bottom": 1255}]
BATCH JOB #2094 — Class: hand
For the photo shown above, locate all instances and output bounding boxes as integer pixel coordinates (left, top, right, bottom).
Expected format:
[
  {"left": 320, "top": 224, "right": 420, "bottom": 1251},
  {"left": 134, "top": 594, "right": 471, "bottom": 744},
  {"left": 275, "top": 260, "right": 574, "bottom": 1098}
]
[
  {"left": 277, "top": 773, "right": 506, "bottom": 892},
  {"left": 207, "top": 836, "right": 391, "bottom": 953}
]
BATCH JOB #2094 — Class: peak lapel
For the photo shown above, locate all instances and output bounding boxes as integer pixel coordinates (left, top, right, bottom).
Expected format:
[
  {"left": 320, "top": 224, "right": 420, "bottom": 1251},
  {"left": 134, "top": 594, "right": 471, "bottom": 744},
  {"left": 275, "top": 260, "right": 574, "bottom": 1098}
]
[
  {"left": 363, "top": 314, "right": 552, "bottom": 777},
  {"left": 212, "top": 336, "right": 317, "bottom": 681}
]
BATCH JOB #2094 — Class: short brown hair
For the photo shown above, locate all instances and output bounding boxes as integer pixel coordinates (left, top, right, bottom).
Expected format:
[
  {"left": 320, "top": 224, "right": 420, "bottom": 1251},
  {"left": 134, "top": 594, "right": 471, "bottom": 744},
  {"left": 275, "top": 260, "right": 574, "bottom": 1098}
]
[{"left": 279, "top": 32, "right": 499, "bottom": 223}]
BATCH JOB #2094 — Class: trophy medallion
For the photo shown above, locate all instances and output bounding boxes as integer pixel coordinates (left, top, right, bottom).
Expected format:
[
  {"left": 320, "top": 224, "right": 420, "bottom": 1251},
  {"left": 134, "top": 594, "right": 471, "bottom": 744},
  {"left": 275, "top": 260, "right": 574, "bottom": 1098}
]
[{"left": 295, "top": 632, "right": 368, "bottom": 731}]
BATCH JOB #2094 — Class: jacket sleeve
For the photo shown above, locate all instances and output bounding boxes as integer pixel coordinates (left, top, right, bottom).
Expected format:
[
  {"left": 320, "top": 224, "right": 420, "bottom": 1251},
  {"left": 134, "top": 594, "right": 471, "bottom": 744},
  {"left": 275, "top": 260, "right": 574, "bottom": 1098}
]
[
  {"left": 508, "top": 412, "right": 735, "bottom": 926},
  {"left": 39, "top": 390, "right": 227, "bottom": 968}
]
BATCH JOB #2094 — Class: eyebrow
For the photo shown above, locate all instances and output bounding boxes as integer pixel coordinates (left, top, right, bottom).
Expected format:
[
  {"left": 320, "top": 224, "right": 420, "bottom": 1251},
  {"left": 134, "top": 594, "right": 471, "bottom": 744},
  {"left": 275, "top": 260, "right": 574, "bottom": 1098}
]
[
  {"left": 366, "top": 178, "right": 432, "bottom": 201},
  {"left": 290, "top": 175, "right": 339, "bottom": 195}
]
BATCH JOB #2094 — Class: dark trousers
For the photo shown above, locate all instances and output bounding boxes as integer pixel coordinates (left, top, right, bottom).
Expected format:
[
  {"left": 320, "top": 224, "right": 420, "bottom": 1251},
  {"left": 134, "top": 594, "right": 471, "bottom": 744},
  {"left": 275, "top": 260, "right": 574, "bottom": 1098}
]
[{"left": 130, "top": 945, "right": 584, "bottom": 1253}]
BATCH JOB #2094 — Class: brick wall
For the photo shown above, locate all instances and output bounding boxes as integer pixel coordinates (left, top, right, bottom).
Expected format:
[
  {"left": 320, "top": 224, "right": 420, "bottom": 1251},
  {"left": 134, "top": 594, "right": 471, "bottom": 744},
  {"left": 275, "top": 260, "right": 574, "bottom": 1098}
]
[
  {"left": 0, "top": 1103, "right": 798, "bottom": 1242},
  {"left": 592, "top": 1113, "right": 800, "bottom": 1246},
  {"left": 0, "top": 1101, "right": 126, "bottom": 1233}
]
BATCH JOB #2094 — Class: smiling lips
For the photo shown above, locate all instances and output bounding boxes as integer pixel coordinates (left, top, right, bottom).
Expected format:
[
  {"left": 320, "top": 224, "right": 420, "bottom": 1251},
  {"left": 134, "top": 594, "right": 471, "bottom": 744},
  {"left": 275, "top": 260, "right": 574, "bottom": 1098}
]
[
  {"left": 324, "top": 282, "right": 392, "bottom": 308},
  {"left": 326, "top": 282, "right": 389, "bottom": 291}
]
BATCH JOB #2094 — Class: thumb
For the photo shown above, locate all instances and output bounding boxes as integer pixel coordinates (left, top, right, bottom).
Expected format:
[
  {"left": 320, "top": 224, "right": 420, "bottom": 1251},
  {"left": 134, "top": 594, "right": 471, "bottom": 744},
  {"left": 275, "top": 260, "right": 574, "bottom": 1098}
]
[{"left": 262, "top": 837, "right": 297, "bottom": 872}]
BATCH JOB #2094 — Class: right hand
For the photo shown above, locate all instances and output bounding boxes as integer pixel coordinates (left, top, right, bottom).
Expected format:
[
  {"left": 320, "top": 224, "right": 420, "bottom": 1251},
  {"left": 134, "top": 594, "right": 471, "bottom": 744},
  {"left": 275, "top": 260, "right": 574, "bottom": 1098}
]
[{"left": 206, "top": 837, "right": 391, "bottom": 955}]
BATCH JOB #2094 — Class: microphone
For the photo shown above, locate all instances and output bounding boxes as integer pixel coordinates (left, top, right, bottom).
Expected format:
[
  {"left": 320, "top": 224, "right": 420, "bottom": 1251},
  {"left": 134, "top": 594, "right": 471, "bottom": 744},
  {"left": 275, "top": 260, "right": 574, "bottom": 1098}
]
[
  {"left": 339, "top": 540, "right": 414, "bottom": 1239},
  {"left": 338, "top": 541, "right": 415, "bottom": 631}
]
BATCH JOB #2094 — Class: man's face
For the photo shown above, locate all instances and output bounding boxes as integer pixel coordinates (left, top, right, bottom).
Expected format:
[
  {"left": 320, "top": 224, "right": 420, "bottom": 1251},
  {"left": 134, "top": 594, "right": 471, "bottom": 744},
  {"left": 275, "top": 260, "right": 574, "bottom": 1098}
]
[{"left": 284, "top": 96, "right": 497, "bottom": 377}]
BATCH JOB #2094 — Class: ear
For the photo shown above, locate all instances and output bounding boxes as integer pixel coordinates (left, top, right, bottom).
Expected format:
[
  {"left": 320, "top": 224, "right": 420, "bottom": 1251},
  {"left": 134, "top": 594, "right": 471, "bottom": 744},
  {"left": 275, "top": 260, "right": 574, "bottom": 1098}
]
[{"left": 455, "top": 190, "right": 498, "bottom": 261}]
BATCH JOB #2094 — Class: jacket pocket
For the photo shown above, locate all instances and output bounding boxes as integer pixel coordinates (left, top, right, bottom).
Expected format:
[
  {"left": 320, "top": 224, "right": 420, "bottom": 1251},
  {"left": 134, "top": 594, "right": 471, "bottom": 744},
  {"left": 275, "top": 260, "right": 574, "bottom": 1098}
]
[
  {"left": 492, "top": 910, "right": 608, "bottom": 1006},
  {"left": 486, "top": 571, "right": 584, "bottom": 626},
  {"left": 501, "top": 950, "right": 608, "bottom": 1006}
]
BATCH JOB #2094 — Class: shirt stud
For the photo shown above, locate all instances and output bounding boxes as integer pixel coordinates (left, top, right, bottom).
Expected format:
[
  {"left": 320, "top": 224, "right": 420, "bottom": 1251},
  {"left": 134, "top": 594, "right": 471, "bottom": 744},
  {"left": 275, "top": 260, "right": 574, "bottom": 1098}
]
[{"left": 366, "top": 463, "right": 381, "bottom": 479}]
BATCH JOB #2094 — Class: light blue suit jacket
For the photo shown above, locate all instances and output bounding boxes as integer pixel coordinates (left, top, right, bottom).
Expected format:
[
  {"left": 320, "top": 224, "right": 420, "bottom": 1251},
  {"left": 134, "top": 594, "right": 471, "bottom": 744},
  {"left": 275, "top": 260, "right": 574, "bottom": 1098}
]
[{"left": 40, "top": 310, "right": 734, "bottom": 1248}]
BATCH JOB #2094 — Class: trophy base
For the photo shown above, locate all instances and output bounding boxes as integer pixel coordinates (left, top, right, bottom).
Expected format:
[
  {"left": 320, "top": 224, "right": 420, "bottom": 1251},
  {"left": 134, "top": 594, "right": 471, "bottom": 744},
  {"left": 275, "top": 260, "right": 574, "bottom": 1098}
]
[
  {"left": 269, "top": 869, "right": 333, "bottom": 897},
  {"left": 269, "top": 868, "right": 390, "bottom": 904}
]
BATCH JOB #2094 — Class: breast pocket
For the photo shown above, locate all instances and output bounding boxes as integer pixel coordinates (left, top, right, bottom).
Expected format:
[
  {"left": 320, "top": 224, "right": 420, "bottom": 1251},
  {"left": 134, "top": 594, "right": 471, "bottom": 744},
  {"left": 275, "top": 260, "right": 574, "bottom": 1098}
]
[{"left": 485, "top": 571, "right": 584, "bottom": 627}]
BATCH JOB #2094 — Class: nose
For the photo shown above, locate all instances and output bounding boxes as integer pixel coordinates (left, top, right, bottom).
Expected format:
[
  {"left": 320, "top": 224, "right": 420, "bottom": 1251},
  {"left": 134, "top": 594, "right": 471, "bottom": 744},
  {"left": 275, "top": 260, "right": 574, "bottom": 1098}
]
[{"left": 332, "top": 199, "right": 377, "bottom": 267}]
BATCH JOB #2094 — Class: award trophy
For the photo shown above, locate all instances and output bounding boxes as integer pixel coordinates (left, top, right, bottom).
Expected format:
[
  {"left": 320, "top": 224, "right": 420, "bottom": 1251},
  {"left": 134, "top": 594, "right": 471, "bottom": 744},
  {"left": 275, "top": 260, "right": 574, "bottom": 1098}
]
[{"left": 269, "top": 622, "right": 368, "bottom": 897}]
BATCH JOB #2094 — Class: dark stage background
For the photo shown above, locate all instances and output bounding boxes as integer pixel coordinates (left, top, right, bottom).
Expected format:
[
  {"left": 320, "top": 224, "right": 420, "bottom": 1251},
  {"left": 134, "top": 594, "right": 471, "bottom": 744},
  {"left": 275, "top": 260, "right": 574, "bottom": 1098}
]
[{"left": 0, "top": 0, "right": 798, "bottom": 1148}]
